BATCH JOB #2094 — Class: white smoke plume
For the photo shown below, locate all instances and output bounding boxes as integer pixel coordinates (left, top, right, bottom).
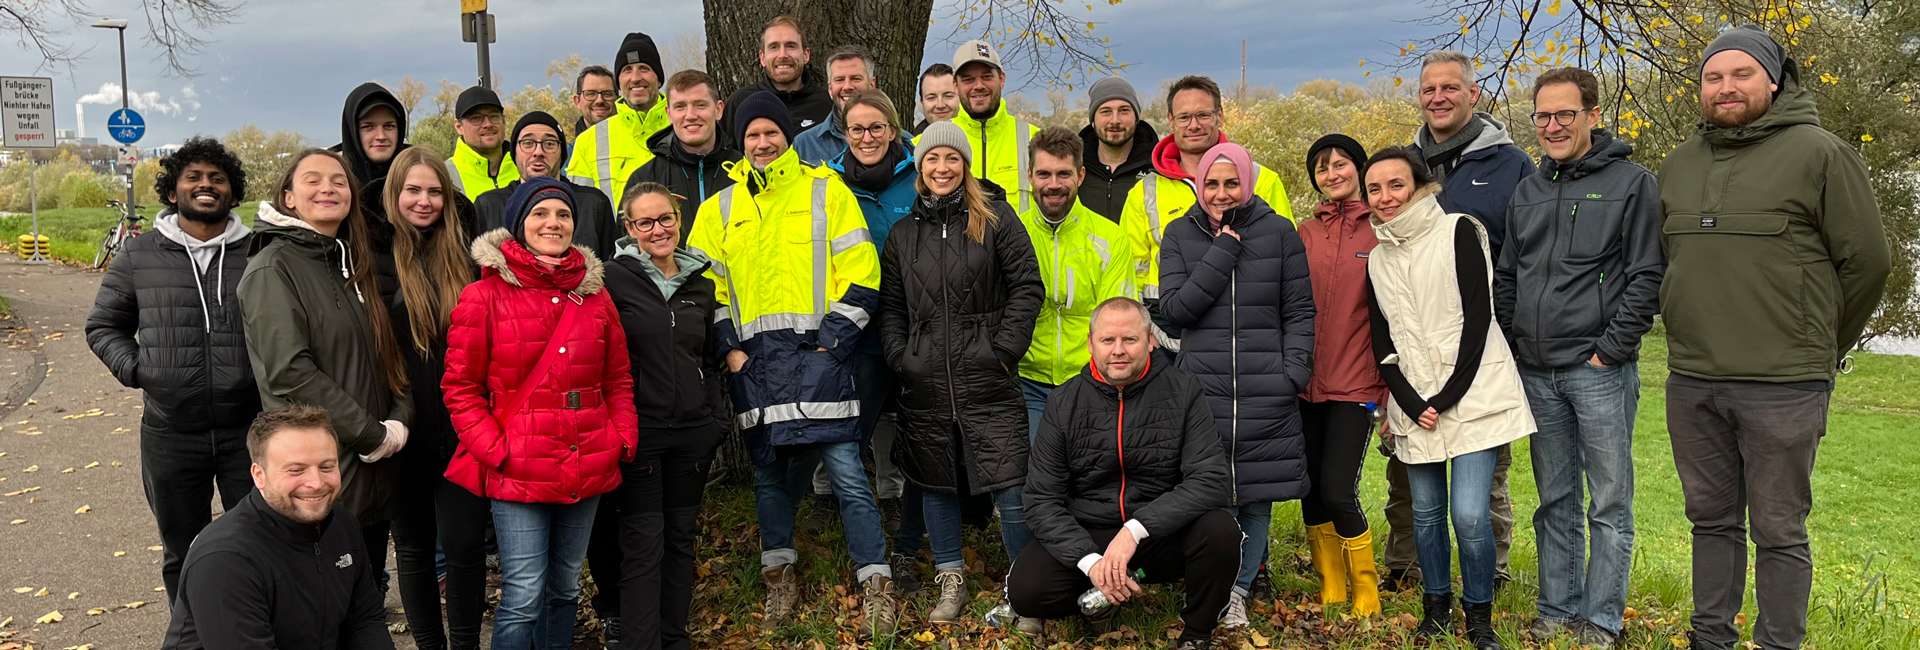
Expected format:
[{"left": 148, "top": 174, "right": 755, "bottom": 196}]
[{"left": 75, "top": 82, "right": 202, "bottom": 120}]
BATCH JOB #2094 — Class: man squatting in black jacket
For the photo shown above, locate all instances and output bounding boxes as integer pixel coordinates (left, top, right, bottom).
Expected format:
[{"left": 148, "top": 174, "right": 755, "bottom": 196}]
[
  {"left": 1007, "top": 297, "right": 1239, "bottom": 650},
  {"left": 162, "top": 404, "right": 393, "bottom": 650},
  {"left": 86, "top": 137, "right": 261, "bottom": 598}
]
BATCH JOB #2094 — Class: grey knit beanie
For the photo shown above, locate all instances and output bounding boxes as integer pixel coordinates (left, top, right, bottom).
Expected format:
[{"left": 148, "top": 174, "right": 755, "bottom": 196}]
[
  {"left": 1087, "top": 77, "right": 1140, "bottom": 117},
  {"left": 915, "top": 121, "right": 972, "bottom": 167},
  {"left": 1702, "top": 25, "right": 1785, "bottom": 87}
]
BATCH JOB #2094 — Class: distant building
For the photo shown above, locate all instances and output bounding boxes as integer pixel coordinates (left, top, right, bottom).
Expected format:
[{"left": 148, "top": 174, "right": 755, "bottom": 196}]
[
  {"left": 147, "top": 143, "right": 181, "bottom": 159},
  {"left": 56, "top": 129, "right": 98, "bottom": 148}
]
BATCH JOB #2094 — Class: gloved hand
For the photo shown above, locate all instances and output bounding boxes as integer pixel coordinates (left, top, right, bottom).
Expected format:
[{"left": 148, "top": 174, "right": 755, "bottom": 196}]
[{"left": 359, "top": 420, "right": 410, "bottom": 462}]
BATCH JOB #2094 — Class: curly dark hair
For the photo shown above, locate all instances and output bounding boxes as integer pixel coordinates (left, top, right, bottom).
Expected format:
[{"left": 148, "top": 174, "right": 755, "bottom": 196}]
[{"left": 154, "top": 136, "right": 247, "bottom": 209}]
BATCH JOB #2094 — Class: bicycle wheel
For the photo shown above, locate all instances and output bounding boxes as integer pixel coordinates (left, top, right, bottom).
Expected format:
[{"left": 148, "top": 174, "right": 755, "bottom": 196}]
[{"left": 93, "top": 225, "right": 122, "bottom": 269}]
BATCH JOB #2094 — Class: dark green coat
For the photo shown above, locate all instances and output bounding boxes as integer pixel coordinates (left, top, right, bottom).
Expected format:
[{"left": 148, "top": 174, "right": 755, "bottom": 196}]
[
  {"left": 239, "top": 204, "right": 413, "bottom": 524},
  {"left": 1656, "top": 58, "right": 1891, "bottom": 382}
]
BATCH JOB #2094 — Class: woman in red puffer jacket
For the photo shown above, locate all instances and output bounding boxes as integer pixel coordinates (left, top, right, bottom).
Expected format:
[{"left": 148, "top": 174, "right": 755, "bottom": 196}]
[{"left": 442, "top": 176, "right": 637, "bottom": 650}]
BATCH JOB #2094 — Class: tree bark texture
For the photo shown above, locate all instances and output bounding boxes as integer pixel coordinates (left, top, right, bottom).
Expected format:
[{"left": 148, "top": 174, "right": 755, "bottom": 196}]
[{"left": 704, "top": 0, "right": 939, "bottom": 124}]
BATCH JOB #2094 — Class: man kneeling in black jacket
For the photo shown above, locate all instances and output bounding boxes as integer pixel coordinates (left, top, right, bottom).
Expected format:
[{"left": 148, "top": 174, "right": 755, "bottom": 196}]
[
  {"left": 1009, "top": 297, "right": 1238, "bottom": 650},
  {"left": 163, "top": 405, "right": 393, "bottom": 650}
]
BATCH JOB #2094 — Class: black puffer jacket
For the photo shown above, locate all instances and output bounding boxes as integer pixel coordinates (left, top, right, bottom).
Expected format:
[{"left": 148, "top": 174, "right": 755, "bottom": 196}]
[
  {"left": 622, "top": 128, "right": 740, "bottom": 245},
  {"left": 1023, "top": 359, "right": 1230, "bottom": 569},
  {"left": 381, "top": 205, "right": 478, "bottom": 468},
  {"left": 1159, "top": 195, "right": 1315, "bottom": 504},
  {"left": 605, "top": 246, "right": 726, "bottom": 430},
  {"left": 880, "top": 189, "right": 1045, "bottom": 495},
  {"left": 86, "top": 217, "right": 259, "bottom": 435},
  {"left": 1077, "top": 121, "right": 1158, "bottom": 222}
]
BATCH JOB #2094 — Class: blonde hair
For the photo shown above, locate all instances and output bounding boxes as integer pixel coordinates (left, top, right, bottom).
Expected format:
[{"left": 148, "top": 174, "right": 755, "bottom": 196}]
[{"left": 383, "top": 146, "right": 474, "bottom": 354}]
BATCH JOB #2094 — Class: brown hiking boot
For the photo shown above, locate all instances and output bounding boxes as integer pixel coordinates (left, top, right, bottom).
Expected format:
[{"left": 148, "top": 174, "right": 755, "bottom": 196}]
[
  {"left": 859, "top": 574, "right": 898, "bottom": 640},
  {"left": 927, "top": 568, "right": 968, "bottom": 623},
  {"left": 762, "top": 564, "right": 800, "bottom": 628}
]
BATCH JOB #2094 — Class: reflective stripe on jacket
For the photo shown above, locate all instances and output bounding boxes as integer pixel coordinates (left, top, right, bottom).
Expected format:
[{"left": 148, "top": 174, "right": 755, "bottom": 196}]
[
  {"left": 1017, "top": 200, "right": 1132, "bottom": 385},
  {"left": 445, "top": 138, "right": 519, "bottom": 202},
  {"left": 566, "top": 96, "right": 671, "bottom": 205},
  {"left": 684, "top": 148, "right": 881, "bottom": 463},
  {"left": 920, "top": 100, "right": 1038, "bottom": 213}
]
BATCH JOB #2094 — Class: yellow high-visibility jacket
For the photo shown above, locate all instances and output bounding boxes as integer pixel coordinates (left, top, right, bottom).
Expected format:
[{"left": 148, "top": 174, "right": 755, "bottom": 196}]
[
  {"left": 565, "top": 95, "right": 670, "bottom": 204},
  {"left": 445, "top": 138, "right": 519, "bottom": 202},
  {"left": 1017, "top": 200, "right": 1132, "bottom": 385},
  {"left": 917, "top": 100, "right": 1039, "bottom": 213}
]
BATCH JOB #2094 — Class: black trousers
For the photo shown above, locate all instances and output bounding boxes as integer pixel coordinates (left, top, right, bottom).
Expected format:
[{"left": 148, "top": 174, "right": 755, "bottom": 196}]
[
  {"left": 392, "top": 447, "right": 494, "bottom": 650},
  {"left": 1300, "top": 401, "right": 1373, "bottom": 537},
  {"left": 597, "top": 425, "right": 722, "bottom": 650},
  {"left": 1007, "top": 508, "right": 1240, "bottom": 643},
  {"left": 141, "top": 425, "right": 253, "bottom": 599}
]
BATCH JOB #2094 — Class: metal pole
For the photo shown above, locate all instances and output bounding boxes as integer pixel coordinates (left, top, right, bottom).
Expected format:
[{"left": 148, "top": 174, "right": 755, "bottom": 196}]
[
  {"left": 476, "top": 12, "right": 492, "bottom": 89},
  {"left": 117, "top": 27, "right": 135, "bottom": 225},
  {"left": 26, "top": 158, "right": 47, "bottom": 264}
]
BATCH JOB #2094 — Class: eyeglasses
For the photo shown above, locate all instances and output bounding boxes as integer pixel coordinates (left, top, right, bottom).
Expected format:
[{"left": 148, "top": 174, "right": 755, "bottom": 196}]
[
  {"left": 1172, "top": 110, "right": 1219, "bottom": 126},
  {"left": 1531, "top": 110, "right": 1585, "bottom": 128},
  {"left": 847, "top": 123, "right": 891, "bottom": 141},
  {"left": 624, "top": 214, "right": 677, "bottom": 232},
  {"left": 462, "top": 113, "right": 505, "bottom": 125},
  {"left": 578, "top": 90, "right": 618, "bottom": 101},
  {"left": 516, "top": 138, "right": 563, "bottom": 153}
]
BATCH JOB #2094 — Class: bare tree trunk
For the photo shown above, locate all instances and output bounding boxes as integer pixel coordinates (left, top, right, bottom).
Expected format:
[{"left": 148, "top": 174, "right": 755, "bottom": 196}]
[{"left": 704, "top": 0, "right": 938, "bottom": 124}]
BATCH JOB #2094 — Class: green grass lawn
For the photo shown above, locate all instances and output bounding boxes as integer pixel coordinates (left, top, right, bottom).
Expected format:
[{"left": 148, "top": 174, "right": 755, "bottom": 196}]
[
  {"left": 679, "top": 334, "right": 1920, "bottom": 649},
  {"left": 0, "top": 205, "right": 262, "bottom": 266}
]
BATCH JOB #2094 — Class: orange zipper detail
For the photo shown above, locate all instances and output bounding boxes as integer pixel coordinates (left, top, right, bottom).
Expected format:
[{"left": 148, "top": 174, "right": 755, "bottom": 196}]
[{"left": 1117, "top": 392, "right": 1127, "bottom": 521}]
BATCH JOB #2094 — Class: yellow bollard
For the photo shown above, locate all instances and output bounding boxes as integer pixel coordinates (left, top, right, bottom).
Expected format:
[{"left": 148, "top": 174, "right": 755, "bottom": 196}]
[{"left": 16, "top": 234, "right": 50, "bottom": 260}]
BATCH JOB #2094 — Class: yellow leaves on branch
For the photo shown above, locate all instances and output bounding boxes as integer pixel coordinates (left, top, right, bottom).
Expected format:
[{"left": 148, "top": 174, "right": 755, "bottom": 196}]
[{"left": 1546, "top": 0, "right": 1563, "bottom": 16}]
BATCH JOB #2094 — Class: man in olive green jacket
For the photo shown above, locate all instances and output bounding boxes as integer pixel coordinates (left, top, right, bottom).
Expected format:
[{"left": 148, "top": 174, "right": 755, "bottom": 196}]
[{"left": 1658, "top": 26, "right": 1890, "bottom": 650}]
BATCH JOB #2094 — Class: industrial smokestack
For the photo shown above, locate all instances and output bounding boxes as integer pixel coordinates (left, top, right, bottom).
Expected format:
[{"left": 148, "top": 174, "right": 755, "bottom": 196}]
[{"left": 76, "top": 104, "right": 85, "bottom": 139}]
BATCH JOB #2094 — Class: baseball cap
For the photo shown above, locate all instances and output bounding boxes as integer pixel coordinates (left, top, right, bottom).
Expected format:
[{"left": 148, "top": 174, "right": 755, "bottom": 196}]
[
  {"left": 952, "top": 40, "right": 1004, "bottom": 73},
  {"left": 455, "top": 86, "right": 504, "bottom": 119}
]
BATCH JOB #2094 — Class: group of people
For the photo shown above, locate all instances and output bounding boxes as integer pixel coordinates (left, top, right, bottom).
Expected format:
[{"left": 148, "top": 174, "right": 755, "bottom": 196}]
[{"left": 83, "top": 17, "right": 1888, "bottom": 650}]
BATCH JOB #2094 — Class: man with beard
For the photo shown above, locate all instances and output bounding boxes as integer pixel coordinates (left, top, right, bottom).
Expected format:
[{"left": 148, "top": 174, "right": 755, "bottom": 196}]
[
  {"left": 1016, "top": 127, "right": 1132, "bottom": 440},
  {"left": 914, "top": 64, "right": 958, "bottom": 135},
  {"left": 568, "top": 32, "right": 675, "bottom": 206},
  {"left": 793, "top": 45, "right": 879, "bottom": 165},
  {"left": 571, "top": 65, "right": 618, "bottom": 139},
  {"left": 1077, "top": 77, "right": 1157, "bottom": 222},
  {"left": 1659, "top": 26, "right": 1888, "bottom": 650},
  {"left": 930, "top": 40, "right": 1040, "bottom": 212},
  {"left": 161, "top": 405, "right": 393, "bottom": 650},
  {"left": 87, "top": 137, "right": 261, "bottom": 599},
  {"left": 446, "top": 86, "right": 520, "bottom": 201},
  {"left": 624, "top": 69, "right": 740, "bottom": 244},
  {"left": 722, "top": 15, "right": 834, "bottom": 143},
  {"left": 477, "top": 111, "right": 620, "bottom": 259}
]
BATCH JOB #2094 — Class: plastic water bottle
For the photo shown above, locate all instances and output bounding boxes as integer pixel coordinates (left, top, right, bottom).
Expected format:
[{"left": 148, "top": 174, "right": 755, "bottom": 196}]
[
  {"left": 983, "top": 601, "right": 1016, "bottom": 628},
  {"left": 1077, "top": 569, "right": 1148, "bottom": 615}
]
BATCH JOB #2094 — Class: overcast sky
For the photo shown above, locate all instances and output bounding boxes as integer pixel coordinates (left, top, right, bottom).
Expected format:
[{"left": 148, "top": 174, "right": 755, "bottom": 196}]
[{"left": 4, "top": 0, "right": 1435, "bottom": 147}]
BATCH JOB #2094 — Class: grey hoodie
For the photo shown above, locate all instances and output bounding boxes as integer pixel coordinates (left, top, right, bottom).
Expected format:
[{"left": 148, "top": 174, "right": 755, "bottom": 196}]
[{"left": 155, "top": 210, "right": 252, "bottom": 333}]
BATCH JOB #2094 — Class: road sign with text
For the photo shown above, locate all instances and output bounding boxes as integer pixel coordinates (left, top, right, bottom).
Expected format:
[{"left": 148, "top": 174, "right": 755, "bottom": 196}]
[{"left": 1, "top": 76, "right": 56, "bottom": 149}]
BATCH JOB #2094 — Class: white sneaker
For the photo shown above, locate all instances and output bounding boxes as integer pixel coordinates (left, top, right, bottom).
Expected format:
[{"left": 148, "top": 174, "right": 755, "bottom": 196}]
[{"left": 1220, "top": 591, "right": 1249, "bottom": 628}]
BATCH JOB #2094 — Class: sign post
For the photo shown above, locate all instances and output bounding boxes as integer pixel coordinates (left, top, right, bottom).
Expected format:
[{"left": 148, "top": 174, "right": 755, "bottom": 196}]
[
  {"left": 460, "top": 0, "right": 495, "bottom": 89},
  {"left": 2, "top": 76, "right": 56, "bottom": 264}
]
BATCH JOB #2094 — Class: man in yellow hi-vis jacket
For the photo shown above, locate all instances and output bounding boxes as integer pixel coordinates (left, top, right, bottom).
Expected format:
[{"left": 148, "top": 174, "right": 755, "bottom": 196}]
[
  {"left": 682, "top": 92, "right": 896, "bottom": 637},
  {"left": 1119, "top": 75, "right": 1291, "bottom": 352},
  {"left": 919, "top": 40, "right": 1040, "bottom": 213},
  {"left": 445, "top": 86, "right": 519, "bottom": 201},
  {"left": 565, "top": 32, "right": 672, "bottom": 204}
]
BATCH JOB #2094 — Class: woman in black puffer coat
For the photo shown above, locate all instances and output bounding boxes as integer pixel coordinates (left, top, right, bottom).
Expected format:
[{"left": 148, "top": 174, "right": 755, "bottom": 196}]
[
  {"left": 1158, "top": 142, "right": 1315, "bottom": 624},
  {"left": 878, "top": 122, "right": 1044, "bottom": 623}
]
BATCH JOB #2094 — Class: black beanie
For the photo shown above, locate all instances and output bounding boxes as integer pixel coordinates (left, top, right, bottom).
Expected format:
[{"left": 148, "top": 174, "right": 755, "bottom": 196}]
[
  {"left": 508, "top": 111, "right": 567, "bottom": 169},
  {"left": 733, "top": 91, "right": 795, "bottom": 149},
  {"left": 614, "top": 32, "right": 665, "bottom": 80},
  {"left": 1305, "top": 134, "right": 1368, "bottom": 194}
]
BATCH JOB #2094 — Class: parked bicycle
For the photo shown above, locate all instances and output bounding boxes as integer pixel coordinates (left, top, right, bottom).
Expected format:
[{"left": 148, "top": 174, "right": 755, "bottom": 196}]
[{"left": 93, "top": 200, "right": 147, "bottom": 269}]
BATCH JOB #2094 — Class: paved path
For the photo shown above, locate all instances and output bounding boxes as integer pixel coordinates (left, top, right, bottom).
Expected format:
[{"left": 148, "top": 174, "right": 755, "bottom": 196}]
[{"left": 0, "top": 257, "right": 429, "bottom": 649}]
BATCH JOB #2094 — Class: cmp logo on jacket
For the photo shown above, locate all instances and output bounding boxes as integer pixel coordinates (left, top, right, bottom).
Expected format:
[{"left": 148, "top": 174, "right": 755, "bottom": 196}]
[{"left": 336, "top": 553, "right": 353, "bottom": 569}]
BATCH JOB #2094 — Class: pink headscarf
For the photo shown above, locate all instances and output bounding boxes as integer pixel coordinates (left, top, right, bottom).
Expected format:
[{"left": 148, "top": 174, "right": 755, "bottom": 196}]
[{"left": 1197, "top": 142, "right": 1256, "bottom": 226}]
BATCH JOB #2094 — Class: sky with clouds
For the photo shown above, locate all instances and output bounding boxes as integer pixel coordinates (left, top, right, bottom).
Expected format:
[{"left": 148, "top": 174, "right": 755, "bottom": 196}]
[{"left": 4, "top": 0, "right": 1437, "bottom": 147}]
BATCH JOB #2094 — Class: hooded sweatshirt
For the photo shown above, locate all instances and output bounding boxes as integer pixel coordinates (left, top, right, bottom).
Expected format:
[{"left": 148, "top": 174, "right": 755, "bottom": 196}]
[
  {"left": 1656, "top": 58, "right": 1891, "bottom": 382},
  {"left": 722, "top": 68, "right": 833, "bottom": 149},
  {"left": 336, "top": 82, "right": 409, "bottom": 193},
  {"left": 1410, "top": 112, "right": 1535, "bottom": 254},
  {"left": 156, "top": 211, "right": 253, "bottom": 328},
  {"left": 1078, "top": 120, "right": 1158, "bottom": 222}
]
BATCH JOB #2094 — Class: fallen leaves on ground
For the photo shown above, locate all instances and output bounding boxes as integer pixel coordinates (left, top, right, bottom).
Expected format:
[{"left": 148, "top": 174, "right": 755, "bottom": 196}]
[
  {"left": 34, "top": 611, "right": 60, "bottom": 624},
  {"left": 73, "top": 505, "right": 90, "bottom": 514}
]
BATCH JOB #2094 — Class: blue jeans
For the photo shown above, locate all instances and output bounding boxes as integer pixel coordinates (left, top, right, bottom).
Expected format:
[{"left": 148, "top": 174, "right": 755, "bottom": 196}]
[
  {"left": 1522, "top": 361, "right": 1639, "bottom": 634},
  {"left": 753, "top": 440, "right": 892, "bottom": 582},
  {"left": 490, "top": 497, "right": 600, "bottom": 650},
  {"left": 924, "top": 486, "right": 1030, "bottom": 570},
  {"left": 1407, "top": 447, "right": 1500, "bottom": 604},
  {"left": 1231, "top": 502, "right": 1275, "bottom": 594},
  {"left": 1020, "top": 378, "right": 1058, "bottom": 442}
]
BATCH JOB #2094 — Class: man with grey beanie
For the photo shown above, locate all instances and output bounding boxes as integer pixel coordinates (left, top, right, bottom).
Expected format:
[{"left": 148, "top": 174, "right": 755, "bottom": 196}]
[
  {"left": 1079, "top": 77, "right": 1158, "bottom": 222},
  {"left": 1660, "top": 24, "right": 1889, "bottom": 650}
]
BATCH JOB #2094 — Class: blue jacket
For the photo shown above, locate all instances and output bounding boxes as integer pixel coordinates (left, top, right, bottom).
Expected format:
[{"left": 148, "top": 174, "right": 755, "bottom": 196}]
[
  {"left": 827, "top": 140, "right": 918, "bottom": 355},
  {"left": 1410, "top": 113, "right": 1535, "bottom": 255},
  {"left": 793, "top": 118, "right": 848, "bottom": 167}
]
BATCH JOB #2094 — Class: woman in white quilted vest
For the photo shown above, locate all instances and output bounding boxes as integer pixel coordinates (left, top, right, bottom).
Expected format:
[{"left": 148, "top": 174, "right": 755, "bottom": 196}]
[{"left": 1360, "top": 147, "right": 1534, "bottom": 650}]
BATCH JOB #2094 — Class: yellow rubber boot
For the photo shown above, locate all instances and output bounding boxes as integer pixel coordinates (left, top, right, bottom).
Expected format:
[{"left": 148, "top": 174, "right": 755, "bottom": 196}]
[
  {"left": 1341, "top": 530, "right": 1382, "bottom": 617},
  {"left": 1308, "top": 522, "right": 1348, "bottom": 606}
]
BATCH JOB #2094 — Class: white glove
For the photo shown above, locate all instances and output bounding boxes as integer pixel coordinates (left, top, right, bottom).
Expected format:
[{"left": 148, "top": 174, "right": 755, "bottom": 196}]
[{"left": 358, "top": 420, "right": 410, "bottom": 462}]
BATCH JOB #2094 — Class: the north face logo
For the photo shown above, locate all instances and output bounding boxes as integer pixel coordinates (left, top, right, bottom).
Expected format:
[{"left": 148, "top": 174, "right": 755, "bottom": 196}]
[{"left": 336, "top": 554, "right": 353, "bottom": 569}]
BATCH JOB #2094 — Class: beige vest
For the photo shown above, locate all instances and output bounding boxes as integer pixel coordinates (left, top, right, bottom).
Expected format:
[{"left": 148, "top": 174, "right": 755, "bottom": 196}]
[{"left": 1366, "top": 188, "right": 1534, "bottom": 464}]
